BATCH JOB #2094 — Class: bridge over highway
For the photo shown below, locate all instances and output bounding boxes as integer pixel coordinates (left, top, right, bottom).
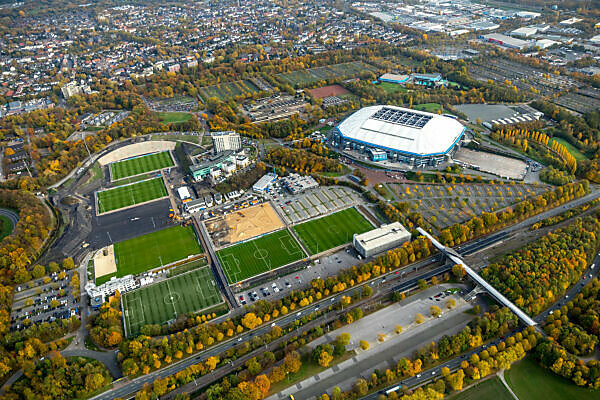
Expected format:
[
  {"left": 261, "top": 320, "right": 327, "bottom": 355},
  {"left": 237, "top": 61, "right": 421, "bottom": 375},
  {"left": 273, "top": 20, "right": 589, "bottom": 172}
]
[{"left": 417, "top": 227, "right": 537, "bottom": 327}]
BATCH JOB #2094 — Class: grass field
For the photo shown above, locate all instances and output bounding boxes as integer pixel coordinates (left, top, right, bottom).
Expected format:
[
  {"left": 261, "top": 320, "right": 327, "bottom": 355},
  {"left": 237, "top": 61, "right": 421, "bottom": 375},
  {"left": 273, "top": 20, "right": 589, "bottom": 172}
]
[
  {"left": 217, "top": 229, "right": 305, "bottom": 283},
  {"left": 109, "top": 225, "right": 202, "bottom": 281},
  {"left": 123, "top": 267, "right": 223, "bottom": 336},
  {"left": 378, "top": 81, "right": 408, "bottom": 93},
  {"left": 293, "top": 208, "right": 373, "bottom": 255},
  {"left": 110, "top": 151, "right": 174, "bottom": 180},
  {"left": 450, "top": 377, "right": 513, "bottom": 400},
  {"left": 551, "top": 137, "right": 588, "bottom": 160},
  {"left": 0, "top": 215, "right": 12, "bottom": 241},
  {"left": 413, "top": 103, "right": 442, "bottom": 113},
  {"left": 96, "top": 177, "right": 167, "bottom": 214},
  {"left": 156, "top": 112, "right": 193, "bottom": 124},
  {"left": 506, "top": 356, "right": 600, "bottom": 400}
]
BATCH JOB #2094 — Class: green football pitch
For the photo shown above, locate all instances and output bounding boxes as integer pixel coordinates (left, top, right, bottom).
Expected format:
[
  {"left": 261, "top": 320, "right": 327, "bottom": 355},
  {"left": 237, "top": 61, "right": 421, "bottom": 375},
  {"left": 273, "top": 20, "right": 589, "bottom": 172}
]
[
  {"left": 293, "top": 207, "right": 373, "bottom": 255},
  {"left": 217, "top": 229, "right": 305, "bottom": 284},
  {"left": 96, "top": 225, "right": 203, "bottom": 285},
  {"left": 123, "top": 266, "right": 223, "bottom": 336},
  {"left": 96, "top": 177, "right": 168, "bottom": 214},
  {"left": 110, "top": 151, "right": 175, "bottom": 181}
]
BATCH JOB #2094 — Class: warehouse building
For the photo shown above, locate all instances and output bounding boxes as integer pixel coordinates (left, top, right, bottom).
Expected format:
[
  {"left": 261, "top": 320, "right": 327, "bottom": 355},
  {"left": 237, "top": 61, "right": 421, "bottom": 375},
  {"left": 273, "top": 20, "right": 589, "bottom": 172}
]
[
  {"left": 253, "top": 173, "right": 277, "bottom": 193},
  {"left": 353, "top": 222, "right": 411, "bottom": 258},
  {"left": 335, "top": 105, "right": 465, "bottom": 167}
]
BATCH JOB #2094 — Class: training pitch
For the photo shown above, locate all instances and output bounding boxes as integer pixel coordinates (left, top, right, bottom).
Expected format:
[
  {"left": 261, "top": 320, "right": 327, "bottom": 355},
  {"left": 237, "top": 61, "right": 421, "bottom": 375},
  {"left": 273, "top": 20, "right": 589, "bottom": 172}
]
[
  {"left": 110, "top": 151, "right": 175, "bottom": 181},
  {"left": 123, "top": 266, "right": 223, "bottom": 336},
  {"left": 96, "top": 177, "right": 168, "bottom": 214},
  {"left": 217, "top": 229, "right": 305, "bottom": 284},
  {"left": 293, "top": 207, "right": 373, "bottom": 255},
  {"left": 96, "top": 225, "right": 202, "bottom": 284}
]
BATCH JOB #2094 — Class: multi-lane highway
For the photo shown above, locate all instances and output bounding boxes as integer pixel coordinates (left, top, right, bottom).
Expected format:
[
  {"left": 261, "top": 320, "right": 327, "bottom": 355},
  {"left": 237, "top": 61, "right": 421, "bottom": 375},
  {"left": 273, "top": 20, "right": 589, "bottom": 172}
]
[
  {"left": 362, "top": 240, "right": 600, "bottom": 399},
  {"left": 89, "top": 190, "right": 600, "bottom": 400}
]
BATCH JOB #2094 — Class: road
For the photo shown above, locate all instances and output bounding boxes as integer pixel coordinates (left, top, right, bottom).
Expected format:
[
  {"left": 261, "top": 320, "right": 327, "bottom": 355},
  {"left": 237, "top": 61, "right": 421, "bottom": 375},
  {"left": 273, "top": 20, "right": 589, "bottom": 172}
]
[
  {"left": 87, "top": 189, "right": 599, "bottom": 400},
  {"left": 0, "top": 208, "right": 18, "bottom": 229},
  {"left": 276, "top": 302, "right": 474, "bottom": 400},
  {"left": 362, "top": 225, "right": 600, "bottom": 399}
]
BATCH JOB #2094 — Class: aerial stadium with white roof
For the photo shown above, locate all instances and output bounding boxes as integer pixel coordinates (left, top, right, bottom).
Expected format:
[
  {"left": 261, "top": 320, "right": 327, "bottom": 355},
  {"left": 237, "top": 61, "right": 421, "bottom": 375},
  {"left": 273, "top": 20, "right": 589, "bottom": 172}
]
[{"left": 334, "top": 105, "right": 466, "bottom": 167}]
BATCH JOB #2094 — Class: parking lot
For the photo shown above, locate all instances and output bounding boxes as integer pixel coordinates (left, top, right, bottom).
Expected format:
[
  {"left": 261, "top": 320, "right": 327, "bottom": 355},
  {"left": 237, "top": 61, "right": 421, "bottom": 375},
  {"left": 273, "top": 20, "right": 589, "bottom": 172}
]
[
  {"left": 235, "top": 246, "right": 361, "bottom": 307},
  {"left": 11, "top": 271, "right": 78, "bottom": 330},
  {"left": 270, "top": 184, "right": 363, "bottom": 224}
]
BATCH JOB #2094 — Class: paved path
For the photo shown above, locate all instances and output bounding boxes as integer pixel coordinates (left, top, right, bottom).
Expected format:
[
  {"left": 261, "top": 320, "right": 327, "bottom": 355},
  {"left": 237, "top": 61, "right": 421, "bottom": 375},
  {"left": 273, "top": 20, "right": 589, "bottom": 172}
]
[
  {"left": 497, "top": 370, "right": 519, "bottom": 400},
  {"left": 270, "top": 306, "right": 473, "bottom": 400}
]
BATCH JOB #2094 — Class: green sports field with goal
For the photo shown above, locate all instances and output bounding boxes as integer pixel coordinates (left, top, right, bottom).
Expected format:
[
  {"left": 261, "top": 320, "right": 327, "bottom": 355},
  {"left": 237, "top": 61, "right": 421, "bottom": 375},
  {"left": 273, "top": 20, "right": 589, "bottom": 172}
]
[
  {"left": 217, "top": 229, "right": 306, "bottom": 284},
  {"left": 293, "top": 207, "right": 373, "bottom": 255},
  {"left": 96, "top": 177, "right": 168, "bottom": 214},
  {"left": 110, "top": 151, "right": 175, "bottom": 180},
  {"left": 96, "top": 225, "right": 203, "bottom": 285},
  {"left": 123, "top": 266, "right": 223, "bottom": 337}
]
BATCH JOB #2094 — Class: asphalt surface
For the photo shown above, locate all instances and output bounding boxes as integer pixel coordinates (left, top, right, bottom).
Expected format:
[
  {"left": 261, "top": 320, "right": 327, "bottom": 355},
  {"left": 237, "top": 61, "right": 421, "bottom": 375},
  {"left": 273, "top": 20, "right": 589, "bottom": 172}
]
[
  {"left": 362, "top": 217, "right": 600, "bottom": 399},
  {"left": 51, "top": 183, "right": 600, "bottom": 400},
  {"left": 88, "top": 198, "right": 173, "bottom": 248},
  {"left": 0, "top": 208, "right": 18, "bottom": 229},
  {"left": 286, "top": 310, "right": 475, "bottom": 400},
  {"left": 87, "top": 227, "right": 512, "bottom": 400}
]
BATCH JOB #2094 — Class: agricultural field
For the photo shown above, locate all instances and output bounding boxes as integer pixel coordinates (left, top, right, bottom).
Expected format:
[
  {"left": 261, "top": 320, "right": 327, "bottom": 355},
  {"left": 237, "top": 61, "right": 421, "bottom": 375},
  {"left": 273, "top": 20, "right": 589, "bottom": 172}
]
[
  {"left": 123, "top": 266, "right": 223, "bottom": 336},
  {"left": 97, "top": 225, "right": 203, "bottom": 284},
  {"left": 199, "top": 79, "right": 262, "bottom": 101},
  {"left": 217, "top": 229, "right": 305, "bottom": 284},
  {"left": 292, "top": 207, "right": 373, "bottom": 255},
  {"left": 110, "top": 151, "right": 175, "bottom": 180},
  {"left": 450, "top": 377, "right": 513, "bottom": 400},
  {"left": 277, "top": 61, "right": 377, "bottom": 88},
  {"left": 506, "top": 357, "right": 599, "bottom": 400},
  {"left": 385, "top": 182, "right": 549, "bottom": 231},
  {"left": 96, "top": 177, "right": 168, "bottom": 214}
]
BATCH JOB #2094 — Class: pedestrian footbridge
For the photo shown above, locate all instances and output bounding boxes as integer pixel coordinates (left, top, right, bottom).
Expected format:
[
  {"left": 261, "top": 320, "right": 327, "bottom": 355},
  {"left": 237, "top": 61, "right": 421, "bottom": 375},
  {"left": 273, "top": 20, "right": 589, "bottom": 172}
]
[{"left": 417, "top": 228, "right": 537, "bottom": 327}]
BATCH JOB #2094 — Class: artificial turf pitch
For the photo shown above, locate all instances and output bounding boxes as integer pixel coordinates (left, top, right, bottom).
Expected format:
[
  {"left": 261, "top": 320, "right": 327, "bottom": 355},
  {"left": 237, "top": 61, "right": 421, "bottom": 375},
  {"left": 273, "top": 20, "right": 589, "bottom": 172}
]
[
  {"left": 96, "top": 177, "right": 168, "bottom": 214},
  {"left": 217, "top": 229, "right": 305, "bottom": 284},
  {"left": 110, "top": 151, "right": 174, "bottom": 180},
  {"left": 123, "top": 266, "right": 222, "bottom": 336},
  {"left": 110, "top": 225, "right": 202, "bottom": 279},
  {"left": 292, "top": 207, "right": 373, "bottom": 255}
]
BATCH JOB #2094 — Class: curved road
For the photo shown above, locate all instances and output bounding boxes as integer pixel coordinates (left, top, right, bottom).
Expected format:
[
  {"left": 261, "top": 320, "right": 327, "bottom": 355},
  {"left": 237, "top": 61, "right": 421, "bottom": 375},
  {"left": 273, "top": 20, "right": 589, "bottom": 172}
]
[{"left": 0, "top": 208, "right": 18, "bottom": 230}]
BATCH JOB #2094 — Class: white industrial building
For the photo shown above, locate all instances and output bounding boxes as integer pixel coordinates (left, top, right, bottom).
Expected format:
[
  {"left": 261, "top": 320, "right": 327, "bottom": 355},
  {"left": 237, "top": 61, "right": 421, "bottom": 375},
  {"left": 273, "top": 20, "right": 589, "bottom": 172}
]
[
  {"left": 212, "top": 131, "right": 242, "bottom": 153},
  {"left": 177, "top": 186, "right": 192, "bottom": 200},
  {"left": 353, "top": 222, "right": 411, "bottom": 258},
  {"left": 253, "top": 173, "right": 277, "bottom": 193},
  {"left": 335, "top": 105, "right": 465, "bottom": 167}
]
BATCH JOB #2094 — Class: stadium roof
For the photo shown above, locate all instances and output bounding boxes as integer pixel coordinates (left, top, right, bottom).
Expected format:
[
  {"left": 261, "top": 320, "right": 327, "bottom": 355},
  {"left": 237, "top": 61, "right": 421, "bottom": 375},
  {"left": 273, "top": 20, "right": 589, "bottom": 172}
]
[{"left": 336, "top": 105, "right": 465, "bottom": 157}]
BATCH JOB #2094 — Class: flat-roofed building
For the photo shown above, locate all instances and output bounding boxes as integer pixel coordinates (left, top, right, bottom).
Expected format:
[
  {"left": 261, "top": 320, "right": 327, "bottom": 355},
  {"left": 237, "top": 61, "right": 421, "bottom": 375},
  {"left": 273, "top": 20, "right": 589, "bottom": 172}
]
[
  {"left": 353, "top": 222, "right": 411, "bottom": 258},
  {"left": 212, "top": 131, "right": 241, "bottom": 153}
]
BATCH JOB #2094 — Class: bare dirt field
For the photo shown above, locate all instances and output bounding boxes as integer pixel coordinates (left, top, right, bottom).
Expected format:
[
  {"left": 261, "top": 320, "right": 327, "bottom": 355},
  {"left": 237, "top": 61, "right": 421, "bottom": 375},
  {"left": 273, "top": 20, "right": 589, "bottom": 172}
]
[
  {"left": 308, "top": 84, "right": 349, "bottom": 99},
  {"left": 206, "top": 202, "right": 284, "bottom": 248},
  {"left": 94, "top": 245, "right": 117, "bottom": 280}
]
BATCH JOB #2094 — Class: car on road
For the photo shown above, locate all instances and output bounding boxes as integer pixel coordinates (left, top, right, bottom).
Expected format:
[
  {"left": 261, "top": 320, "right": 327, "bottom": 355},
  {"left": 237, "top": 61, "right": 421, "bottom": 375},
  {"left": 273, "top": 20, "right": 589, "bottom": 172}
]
[
  {"left": 239, "top": 295, "right": 246, "bottom": 305},
  {"left": 272, "top": 283, "right": 279, "bottom": 293},
  {"left": 285, "top": 281, "right": 291, "bottom": 288}
]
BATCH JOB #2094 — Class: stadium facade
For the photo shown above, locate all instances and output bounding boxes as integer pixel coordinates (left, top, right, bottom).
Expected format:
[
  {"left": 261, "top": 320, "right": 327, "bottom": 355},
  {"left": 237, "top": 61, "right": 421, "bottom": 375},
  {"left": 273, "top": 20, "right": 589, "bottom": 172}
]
[{"left": 334, "top": 105, "right": 465, "bottom": 167}]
